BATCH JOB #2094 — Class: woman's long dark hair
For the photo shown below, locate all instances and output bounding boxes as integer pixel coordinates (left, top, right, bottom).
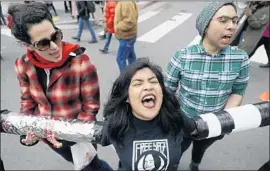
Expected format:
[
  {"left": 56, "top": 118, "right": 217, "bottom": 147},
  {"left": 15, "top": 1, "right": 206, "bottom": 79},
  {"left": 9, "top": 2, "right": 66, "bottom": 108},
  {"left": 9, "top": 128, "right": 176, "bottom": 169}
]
[{"left": 103, "top": 58, "right": 183, "bottom": 145}]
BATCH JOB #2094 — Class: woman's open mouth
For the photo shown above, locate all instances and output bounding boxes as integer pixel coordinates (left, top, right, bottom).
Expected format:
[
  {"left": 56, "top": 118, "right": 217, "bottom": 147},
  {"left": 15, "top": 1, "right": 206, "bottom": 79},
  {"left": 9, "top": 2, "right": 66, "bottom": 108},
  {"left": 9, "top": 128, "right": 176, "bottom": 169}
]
[{"left": 141, "top": 93, "right": 156, "bottom": 109}]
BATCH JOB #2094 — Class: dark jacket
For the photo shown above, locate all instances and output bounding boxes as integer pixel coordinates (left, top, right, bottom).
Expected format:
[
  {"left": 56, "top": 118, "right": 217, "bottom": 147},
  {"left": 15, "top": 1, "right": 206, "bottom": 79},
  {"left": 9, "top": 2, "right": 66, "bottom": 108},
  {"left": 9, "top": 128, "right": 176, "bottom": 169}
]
[
  {"left": 238, "top": 4, "right": 269, "bottom": 55},
  {"left": 76, "top": 1, "right": 95, "bottom": 19}
]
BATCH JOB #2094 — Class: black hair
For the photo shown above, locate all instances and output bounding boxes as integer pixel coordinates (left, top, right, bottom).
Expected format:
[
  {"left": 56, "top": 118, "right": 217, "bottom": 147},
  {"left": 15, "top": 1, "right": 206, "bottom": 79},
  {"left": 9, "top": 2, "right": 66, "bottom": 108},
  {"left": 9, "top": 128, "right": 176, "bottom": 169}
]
[
  {"left": 7, "top": 2, "right": 54, "bottom": 44},
  {"left": 103, "top": 58, "right": 183, "bottom": 145}
]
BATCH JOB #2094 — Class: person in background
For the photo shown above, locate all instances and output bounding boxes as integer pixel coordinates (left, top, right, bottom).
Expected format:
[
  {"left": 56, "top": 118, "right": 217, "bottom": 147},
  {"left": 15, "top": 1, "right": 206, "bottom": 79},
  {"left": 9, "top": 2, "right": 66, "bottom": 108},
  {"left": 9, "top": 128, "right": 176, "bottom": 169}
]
[
  {"left": 114, "top": 1, "right": 138, "bottom": 72},
  {"left": 44, "top": 1, "right": 58, "bottom": 16},
  {"left": 238, "top": 1, "right": 269, "bottom": 67},
  {"left": 7, "top": 13, "right": 12, "bottom": 29},
  {"left": 94, "top": 1, "right": 104, "bottom": 13},
  {"left": 99, "top": 1, "right": 117, "bottom": 54},
  {"left": 0, "top": 2, "right": 6, "bottom": 25},
  {"left": 254, "top": 23, "right": 269, "bottom": 68},
  {"left": 72, "top": 1, "right": 97, "bottom": 44},
  {"left": 230, "top": 1, "right": 253, "bottom": 46},
  {"left": 64, "top": 1, "right": 72, "bottom": 13},
  {"left": 97, "top": 1, "right": 107, "bottom": 40},
  {"left": 0, "top": 1, "right": 7, "bottom": 25},
  {"left": 165, "top": 1, "right": 250, "bottom": 170},
  {"left": 8, "top": 2, "right": 111, "bottom": 170},
  {"left": 71, "top": 0, "right": 78, "bottom": 21}
]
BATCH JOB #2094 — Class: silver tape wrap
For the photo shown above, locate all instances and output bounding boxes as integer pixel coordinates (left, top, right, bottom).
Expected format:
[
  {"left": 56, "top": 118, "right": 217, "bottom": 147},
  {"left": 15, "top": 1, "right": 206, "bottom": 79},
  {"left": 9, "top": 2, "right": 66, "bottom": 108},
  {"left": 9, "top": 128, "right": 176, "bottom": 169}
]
[
  {"left": 0, "top": 111, "right": 104, "bottom": 143},
  {"left": 193, "top": 102, "right": 270, "bottom": 140}
]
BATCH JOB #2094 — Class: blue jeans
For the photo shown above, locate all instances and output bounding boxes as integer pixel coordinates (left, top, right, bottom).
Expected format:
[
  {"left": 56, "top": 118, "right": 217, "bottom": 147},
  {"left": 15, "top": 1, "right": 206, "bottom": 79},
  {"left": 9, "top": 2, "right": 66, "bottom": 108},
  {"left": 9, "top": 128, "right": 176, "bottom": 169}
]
[
  {"left": 116, "top": 37, "right": 137, "bottom": 72},
  {"left": 76, "top": 17, "right": 97, "bottom": 41},
  {"left": 51, "top": 145, "right": 113, "bottom": 171},
  {"left": 0, "top": 9, "right": 6, "bottom": 25},
  {"left": 103, "top": 32, "right": 112, "bottom": 52}
]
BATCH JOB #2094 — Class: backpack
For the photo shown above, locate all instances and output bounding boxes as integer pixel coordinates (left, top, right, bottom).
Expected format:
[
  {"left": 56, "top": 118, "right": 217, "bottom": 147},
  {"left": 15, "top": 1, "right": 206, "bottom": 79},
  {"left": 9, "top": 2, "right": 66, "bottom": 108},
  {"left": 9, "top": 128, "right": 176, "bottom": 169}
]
[{"left": 85, "top": 1, "right": 96, "bottom": 13}]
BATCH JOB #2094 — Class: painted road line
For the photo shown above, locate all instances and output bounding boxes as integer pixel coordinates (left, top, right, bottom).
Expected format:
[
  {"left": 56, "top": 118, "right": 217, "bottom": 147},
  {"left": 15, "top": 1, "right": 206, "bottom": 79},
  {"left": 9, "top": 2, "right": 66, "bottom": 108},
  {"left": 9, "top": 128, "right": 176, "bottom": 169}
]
[
  {"left": 138, "top": 9, "right": 163, "bottom": 23},
  {"left": 188, "top": 34, "right": 201, "bottom": 46},
  {"left": 1, "top": 28, "right": 13, "bottom": 38},
  {"left": 137, "top": 12, "right": 192, "bottom": 43},
  {"left": 250, "top": 46, "right": 268, "bottom": 64}
]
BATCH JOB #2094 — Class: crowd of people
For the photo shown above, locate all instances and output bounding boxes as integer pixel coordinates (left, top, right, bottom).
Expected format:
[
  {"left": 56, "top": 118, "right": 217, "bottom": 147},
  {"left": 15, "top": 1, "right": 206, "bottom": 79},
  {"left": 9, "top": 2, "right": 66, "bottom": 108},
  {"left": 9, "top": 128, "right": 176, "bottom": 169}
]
[{"left": 0, "top": 1, "right": 269, "bottom": 171}]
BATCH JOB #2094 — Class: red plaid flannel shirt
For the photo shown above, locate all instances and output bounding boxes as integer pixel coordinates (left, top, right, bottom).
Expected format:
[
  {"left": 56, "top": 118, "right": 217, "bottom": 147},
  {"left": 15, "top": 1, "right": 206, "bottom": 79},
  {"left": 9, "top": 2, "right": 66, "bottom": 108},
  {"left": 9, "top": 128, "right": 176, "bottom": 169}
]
[{"left": 15, "top": 52, "right": 100, "bottom": 121}]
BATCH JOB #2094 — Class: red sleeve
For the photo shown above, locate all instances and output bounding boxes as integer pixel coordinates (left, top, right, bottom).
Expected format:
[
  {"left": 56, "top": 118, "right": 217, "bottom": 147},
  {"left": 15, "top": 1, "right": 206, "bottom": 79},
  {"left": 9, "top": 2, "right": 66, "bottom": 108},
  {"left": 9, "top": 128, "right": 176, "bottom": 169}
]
[
  {"left": 7, "top": 15, "right": 12, "bottom": 29},
  {"left": 15, "top": 58, "right": 37, "bottom": 115},
  {"left": 77, "top": 55, "right": 100, "bottom": 121}
]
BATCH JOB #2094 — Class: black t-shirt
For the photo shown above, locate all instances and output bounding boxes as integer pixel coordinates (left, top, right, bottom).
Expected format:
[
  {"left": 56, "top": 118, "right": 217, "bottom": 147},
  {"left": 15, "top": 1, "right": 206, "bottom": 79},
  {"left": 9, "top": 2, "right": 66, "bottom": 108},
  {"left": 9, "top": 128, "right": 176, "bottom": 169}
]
[{"left": 100, "top": 113, "right": 196, "bottom": 171}]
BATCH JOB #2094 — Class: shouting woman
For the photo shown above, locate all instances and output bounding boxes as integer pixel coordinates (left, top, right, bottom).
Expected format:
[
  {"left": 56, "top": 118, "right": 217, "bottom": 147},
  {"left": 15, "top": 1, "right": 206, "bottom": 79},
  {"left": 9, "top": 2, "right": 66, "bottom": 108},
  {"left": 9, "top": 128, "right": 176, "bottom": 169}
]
[{"left": 99, "top": 58, "right": 197, "bottom": 170}]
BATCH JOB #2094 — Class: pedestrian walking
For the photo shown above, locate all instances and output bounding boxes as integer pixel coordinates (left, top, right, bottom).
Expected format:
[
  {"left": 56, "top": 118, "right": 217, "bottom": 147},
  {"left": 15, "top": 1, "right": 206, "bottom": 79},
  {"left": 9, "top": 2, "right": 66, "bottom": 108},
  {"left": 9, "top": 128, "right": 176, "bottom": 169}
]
[
  {"left": 96, "top": 1, "right": 107, "bottom": 40},
  {"left": 99, "top": 1, "right": 117, "bottom": 54},
  {"left": 0, "top": 2, "right": 6, "bottom": 25},
  {"left": 72, "top": 1, "right": 97, "bottom": 44},
  {"left": 71, "top": 0, "right": 78, "bottom": 21},
  {"left": 114, "top": 1, "right": 138, "bottom": 72},
  {"left": 64, "top": 1, "right": 72, "bottom": 13},
  {"left": 44, "top": 1, "right": 58, "bottom": 16}
]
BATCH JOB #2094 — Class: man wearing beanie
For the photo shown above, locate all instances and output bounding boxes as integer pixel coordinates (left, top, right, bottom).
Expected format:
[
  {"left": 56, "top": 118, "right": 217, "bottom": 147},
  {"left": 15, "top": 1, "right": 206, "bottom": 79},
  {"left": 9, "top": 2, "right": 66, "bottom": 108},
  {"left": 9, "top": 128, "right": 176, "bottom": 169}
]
[{"left": 165, "top": 1, "right": 250, "bottom": 170}]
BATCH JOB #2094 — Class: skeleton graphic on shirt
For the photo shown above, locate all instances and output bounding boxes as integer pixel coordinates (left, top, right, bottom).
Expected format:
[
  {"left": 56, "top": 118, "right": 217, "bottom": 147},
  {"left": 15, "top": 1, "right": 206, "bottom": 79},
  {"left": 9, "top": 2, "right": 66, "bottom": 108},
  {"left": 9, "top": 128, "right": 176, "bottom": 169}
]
[{"left": 132, "top": 139, "right": 169, "bottom": 171}]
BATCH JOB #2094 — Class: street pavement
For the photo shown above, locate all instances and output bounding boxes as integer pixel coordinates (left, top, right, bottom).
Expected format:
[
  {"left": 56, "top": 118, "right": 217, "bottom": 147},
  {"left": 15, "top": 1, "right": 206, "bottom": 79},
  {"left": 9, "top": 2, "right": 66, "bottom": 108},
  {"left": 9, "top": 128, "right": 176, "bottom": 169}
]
[{"left": 1, "top": 1, "right": 269, "bottom": 170}]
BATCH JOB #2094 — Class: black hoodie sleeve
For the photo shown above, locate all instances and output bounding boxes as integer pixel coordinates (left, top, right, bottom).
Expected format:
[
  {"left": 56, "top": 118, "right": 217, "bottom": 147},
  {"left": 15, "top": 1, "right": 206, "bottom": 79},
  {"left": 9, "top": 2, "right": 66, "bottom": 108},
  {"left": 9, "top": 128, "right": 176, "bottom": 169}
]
[
  {"left": 180, "top": 110, "right": 197, "bottom": 136},
  {"left": 99, "top": 118, "right": 112, "bottom": 146}
]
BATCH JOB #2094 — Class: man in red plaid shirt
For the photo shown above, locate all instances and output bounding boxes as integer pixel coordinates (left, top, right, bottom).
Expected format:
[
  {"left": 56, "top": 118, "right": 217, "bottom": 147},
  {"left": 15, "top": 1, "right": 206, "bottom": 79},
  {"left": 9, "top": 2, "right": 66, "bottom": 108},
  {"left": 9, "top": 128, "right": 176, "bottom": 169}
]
[{"left": 8, "top": 2, "right": 112, "bottom": 171}]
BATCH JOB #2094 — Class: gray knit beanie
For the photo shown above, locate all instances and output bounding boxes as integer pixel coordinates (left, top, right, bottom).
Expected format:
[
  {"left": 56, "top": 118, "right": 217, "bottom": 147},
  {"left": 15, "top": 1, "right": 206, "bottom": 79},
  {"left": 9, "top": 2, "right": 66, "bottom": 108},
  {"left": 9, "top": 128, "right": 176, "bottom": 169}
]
[{"left": 196, "top": 0, "right": 237, "bottom": 36}]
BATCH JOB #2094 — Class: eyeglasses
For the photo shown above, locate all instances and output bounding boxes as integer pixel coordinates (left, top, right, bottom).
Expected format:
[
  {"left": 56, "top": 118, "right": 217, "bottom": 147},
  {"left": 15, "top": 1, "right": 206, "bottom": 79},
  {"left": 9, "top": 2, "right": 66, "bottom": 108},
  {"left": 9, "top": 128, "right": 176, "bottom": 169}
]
[
  {"left": 31, "top": 29, "right": 63, "bottom": 51},
  {"left": 213, "top": 16, "right": 239, "bottom": 25}
]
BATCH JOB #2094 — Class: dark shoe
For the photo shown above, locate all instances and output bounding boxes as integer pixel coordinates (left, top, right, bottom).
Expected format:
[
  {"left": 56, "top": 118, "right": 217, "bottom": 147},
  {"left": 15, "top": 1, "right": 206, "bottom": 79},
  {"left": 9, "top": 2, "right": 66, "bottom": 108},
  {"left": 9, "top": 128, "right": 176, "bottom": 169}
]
[
  {"left": 189, "top": 163, "right": 199, "bottom": 171},
  {"left": 99, "top": 34, "right": 106, "bottom": 40},
  {"left": 260, "top": 63, "right": 270, "bottom": 68},
  {"left": 88, "top": 40, "right": 98, "bottom": 44},
  {"left": 99, "top": 49, "right": 108, "bottom": 54},
  {"left": 71, "top": 36, "right": 80, "bottom": 42}
]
